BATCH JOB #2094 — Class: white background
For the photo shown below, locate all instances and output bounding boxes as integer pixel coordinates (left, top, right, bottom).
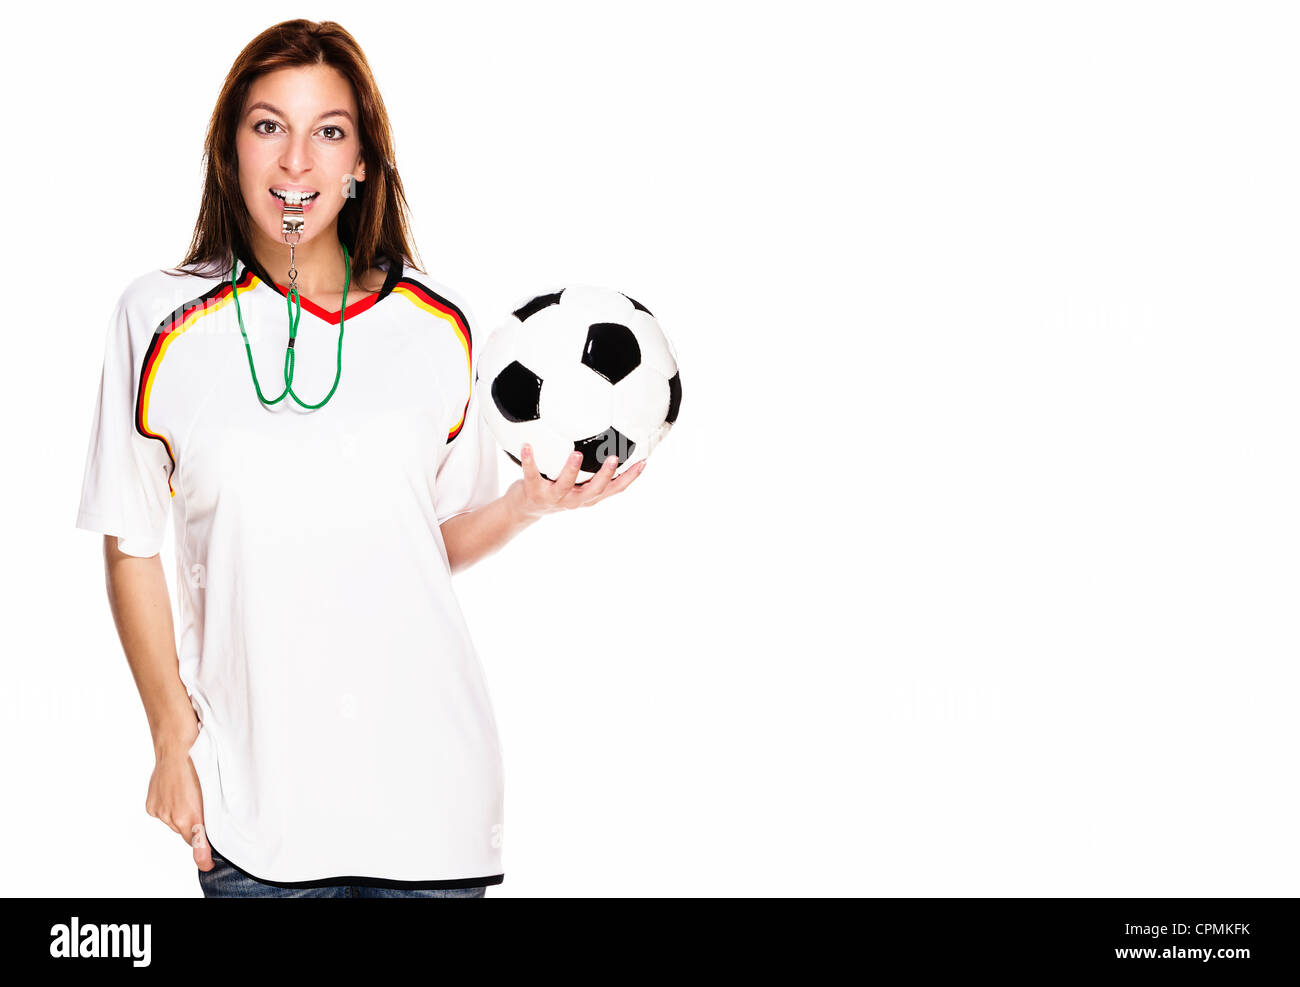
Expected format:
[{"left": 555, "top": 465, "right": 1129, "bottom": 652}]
[{"left": 2, "top": 0, "right": 1296, "bottom": 896}]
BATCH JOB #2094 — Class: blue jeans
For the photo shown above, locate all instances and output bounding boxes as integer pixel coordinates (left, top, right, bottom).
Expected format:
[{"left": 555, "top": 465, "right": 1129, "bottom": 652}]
[{"left": 197, "top": 845, "right": 488, "bottom": 898}]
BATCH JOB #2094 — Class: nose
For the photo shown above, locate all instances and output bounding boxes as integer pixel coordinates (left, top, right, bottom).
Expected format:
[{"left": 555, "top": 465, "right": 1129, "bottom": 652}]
[{"left": 279, "top": 130, "right": 315, "bottom": 176}]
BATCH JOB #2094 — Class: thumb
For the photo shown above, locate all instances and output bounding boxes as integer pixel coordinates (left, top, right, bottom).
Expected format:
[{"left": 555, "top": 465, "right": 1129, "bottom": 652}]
[
  {"left": 191, "top": 821, "right": 215, "bottom": 872},
  {"left": 187, "top": 749, "right": 214, "bottom": 871}
]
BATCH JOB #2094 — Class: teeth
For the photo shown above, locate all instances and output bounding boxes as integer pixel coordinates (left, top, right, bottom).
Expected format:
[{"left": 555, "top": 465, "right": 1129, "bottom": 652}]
[{"left": 271, "top": 189, "right": 318, "bottom": 204}]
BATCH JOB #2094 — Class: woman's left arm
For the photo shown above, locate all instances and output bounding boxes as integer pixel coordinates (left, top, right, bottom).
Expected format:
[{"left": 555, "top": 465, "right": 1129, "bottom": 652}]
[{"left": 440, "top": 444, "right": 647, "bottom": 574}]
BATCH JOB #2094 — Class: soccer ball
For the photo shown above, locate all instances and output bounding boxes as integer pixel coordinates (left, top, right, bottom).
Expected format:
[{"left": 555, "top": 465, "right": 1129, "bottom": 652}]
[{"left": 476, "top": 285, "right": 682, "bottom": 483}]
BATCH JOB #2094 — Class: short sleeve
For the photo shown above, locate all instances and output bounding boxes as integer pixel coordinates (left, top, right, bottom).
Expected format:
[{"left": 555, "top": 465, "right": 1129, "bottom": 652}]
[
  {"left": 434, "top": 319, "right": 501, "bottom": 526},
  {"left": 74, "top": 289, "right": 174, "bottom": 557}
]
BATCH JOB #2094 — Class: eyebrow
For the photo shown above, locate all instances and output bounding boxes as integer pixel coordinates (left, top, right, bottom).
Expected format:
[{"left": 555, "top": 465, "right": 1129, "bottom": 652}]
[{"left": 245, "top": 101, "right": 354, "bottom": 125}]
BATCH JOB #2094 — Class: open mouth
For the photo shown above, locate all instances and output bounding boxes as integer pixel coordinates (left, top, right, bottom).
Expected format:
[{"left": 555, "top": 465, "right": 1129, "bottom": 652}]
[{"left": 269, "top": 188, "right": 320, "bottom": 209}]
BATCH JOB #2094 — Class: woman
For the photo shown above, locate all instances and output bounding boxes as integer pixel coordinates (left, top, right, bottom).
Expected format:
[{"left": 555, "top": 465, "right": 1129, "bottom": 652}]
[{"left": 74, "top": 19, "right": 645, "bottom": 898}]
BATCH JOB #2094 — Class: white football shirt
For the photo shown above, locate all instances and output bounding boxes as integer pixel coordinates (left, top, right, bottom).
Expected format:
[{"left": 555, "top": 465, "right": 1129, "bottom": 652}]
[{"left": 75, "top": 251, "right": 506, "bottom": 889}]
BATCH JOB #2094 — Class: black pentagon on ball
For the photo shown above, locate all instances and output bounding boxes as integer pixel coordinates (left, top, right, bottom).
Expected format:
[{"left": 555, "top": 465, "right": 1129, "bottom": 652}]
[
  {"left": 574, "top": 428, "right": 636, "bottom": 473},
  {"left": 491, "top": 361, "right": 543, "bottom": 423},
  {"left": 666, "top": 370, "right": 682, "bottom": 424},
  {"left": 512, "top": 290, "right": 563, "bottom": 322},
  {"left": 619, "top": 292, "right": 654, "bottom": 318},
  {"left": 581, "top": 322, "right": 641, "bottom": 385}
]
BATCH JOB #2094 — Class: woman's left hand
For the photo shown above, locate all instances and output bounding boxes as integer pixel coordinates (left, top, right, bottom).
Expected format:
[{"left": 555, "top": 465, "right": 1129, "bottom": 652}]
[{"left": 508, "top": 442, "right": 646, "bottom": 520}]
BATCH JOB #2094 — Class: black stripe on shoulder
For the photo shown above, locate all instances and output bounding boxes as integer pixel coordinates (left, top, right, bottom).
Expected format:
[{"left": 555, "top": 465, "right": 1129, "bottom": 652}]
[
  {"left": 395, "top": 274, "right": 477, "bottom": 446},
  {"left": 396, "top": 275, "right": 473, "bottom": 341}
]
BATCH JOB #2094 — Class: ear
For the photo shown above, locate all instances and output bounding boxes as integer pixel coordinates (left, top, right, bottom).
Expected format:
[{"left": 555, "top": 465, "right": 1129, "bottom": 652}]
[{"left": 355, "top": 160, "right": 366, "bottom": 183}]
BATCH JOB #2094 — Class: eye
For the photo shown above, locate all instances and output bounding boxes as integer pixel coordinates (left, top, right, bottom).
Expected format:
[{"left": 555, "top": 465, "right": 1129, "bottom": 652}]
[
  {"left": 320, "top": 125, "right": 346, "bottom": 141},
  {"left": 253, "top": 119, "right": 281, "bottom": 136}
]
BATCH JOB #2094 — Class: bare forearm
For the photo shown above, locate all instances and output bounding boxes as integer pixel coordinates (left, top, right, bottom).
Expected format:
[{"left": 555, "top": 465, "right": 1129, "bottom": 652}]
[
  {"left": 440, "top": 481, "right": 542, "bottom": 574},
  {"left": 102, "top": 537, "right": 196, "bottom": 756}
]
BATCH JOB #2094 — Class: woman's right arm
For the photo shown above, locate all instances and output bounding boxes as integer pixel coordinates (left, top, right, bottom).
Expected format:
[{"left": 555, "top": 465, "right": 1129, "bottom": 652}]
[{"left": 102, "top": 535, "right": 215, "bottom": 872}]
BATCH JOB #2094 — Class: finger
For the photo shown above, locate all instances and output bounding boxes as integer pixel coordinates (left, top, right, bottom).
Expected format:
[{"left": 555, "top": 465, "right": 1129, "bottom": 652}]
[
  {"left": 571, "top": 454, "right": 620, "bottom": 503},
  {"left": 519, "top": 442, "right": 545, "bottom": 489},
  {"left": 578, "top": 458, "right": 644, "bottom": 507},
  {"left": 190, "top": 821, "right": 215, "bottom": 871},
  {"left": 603, "top": 459, "right": 647, "bottom": 498},
  {"left": 551, "top": 450, "right": 585, "bottom": 498},
  {"left": 184, "top": 756, "right": 214, "bottom": 871}
]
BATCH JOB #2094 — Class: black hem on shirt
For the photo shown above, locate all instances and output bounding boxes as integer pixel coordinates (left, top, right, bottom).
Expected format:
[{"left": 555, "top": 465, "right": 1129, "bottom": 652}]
[{"left": 205, "top": 836, "right": 504, "bottom": 891}]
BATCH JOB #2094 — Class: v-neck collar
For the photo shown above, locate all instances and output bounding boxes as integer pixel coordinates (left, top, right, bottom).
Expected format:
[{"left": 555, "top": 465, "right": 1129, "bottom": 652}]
[{"left": 238, "top": 250, "right": 404, "bottom": 325}]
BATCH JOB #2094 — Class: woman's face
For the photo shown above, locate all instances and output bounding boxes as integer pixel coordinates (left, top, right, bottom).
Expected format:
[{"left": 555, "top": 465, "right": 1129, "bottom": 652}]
[{"left": 236, "top": 64, "right": 366, "bottom": 249}]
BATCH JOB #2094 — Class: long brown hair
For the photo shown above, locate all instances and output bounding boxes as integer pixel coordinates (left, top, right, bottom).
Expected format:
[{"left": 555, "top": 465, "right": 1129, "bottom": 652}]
[{"left": 168, "top": 19, "right": 422, "bottom": 283}]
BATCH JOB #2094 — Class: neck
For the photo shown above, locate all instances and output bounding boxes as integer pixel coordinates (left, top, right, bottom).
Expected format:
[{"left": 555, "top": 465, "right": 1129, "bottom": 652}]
[{"left": 247, "top": 222, "right": 351, "bottom": 298}]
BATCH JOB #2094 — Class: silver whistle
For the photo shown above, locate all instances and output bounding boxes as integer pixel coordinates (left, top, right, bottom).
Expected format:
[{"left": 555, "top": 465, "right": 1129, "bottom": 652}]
[
  {"left": 282, "top": 204, "right": 303, "bottom": 292},
  {"left": 282, "top": 202, "right": 305, "bottom": 240}
]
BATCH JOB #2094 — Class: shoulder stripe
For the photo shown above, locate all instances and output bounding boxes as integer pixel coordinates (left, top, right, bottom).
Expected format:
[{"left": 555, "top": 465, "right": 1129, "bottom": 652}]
[
  {"left": 391, "top": 276, "right": 473, "bottom": 443},
  {"left": 135, "top": 267, "right": 258, "bottom": 495}
]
